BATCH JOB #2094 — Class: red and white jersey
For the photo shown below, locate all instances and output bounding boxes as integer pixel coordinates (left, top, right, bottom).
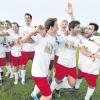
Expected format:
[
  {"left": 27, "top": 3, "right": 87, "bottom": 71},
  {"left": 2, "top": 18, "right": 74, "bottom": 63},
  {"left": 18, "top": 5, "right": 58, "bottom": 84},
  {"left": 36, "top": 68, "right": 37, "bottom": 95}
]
[
  {"left": 3, "top": 29, "right": 13, "bottom": 52},
  {"left": 31, "top": 33, "right": 56, "bottom": 77},
  {"left": 79, "top": 37, "right": 100, "bottom": 75},
  {"left": 20, "top": 25, "right": 34, "bottom": 52},
  {"left": 10, "top": 32, "right": 21, "bottom": 57},
  {"left": 0, "top": 36, "right": 6, "bottom": 58},
  {"left": 57, "top": 34, "right": 83, "bottom": 68}
]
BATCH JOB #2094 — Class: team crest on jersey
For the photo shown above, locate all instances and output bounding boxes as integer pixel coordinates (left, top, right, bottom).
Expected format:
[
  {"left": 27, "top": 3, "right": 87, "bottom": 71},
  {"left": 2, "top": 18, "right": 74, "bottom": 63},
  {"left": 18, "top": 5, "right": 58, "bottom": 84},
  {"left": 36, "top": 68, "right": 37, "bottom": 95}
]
[
  {"left": 44, "top": 43, "right": 53, "bottom": 54},
  {"left": 65, "top": 40, "right": 77, "bottom": 49}
]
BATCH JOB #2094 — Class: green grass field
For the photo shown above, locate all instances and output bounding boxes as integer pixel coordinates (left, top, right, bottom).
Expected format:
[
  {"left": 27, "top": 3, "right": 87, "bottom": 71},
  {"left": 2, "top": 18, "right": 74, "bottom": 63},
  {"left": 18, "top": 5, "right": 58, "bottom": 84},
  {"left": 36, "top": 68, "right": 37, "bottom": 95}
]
[{"left": 0, "top": 60, "right": 100, "bottom": 100}]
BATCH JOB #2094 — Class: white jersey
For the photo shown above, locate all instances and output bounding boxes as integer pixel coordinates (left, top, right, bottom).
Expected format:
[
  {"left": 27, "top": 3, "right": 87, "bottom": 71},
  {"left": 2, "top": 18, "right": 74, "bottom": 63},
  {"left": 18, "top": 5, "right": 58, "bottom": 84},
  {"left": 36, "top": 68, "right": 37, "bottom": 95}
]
[
  {"left": 3, "top": 29, "right": 13, "bottom": 52},
  {"left": 20, "top": 25, "right": 34, "bottom": 52},
  {"left": 0, "top": 36, "right": 6, "bottom": 58},
  {"left": 57, "top": 30, "right": 67, "bottom": 36},
  {"left": 79, "top": 37, "right": 100, "bottom": 75},
  {"left": 55, "top": 30, "right": 68, "bottom": 57},
  {"left": 57, "top": 34, "right": 83, "bottom": 68},
  {"left": 31, "top": 33, "right": 56, "bottom": 77},
  {"left": 10, "top": 32, "right": 21, "bottom": 57}
]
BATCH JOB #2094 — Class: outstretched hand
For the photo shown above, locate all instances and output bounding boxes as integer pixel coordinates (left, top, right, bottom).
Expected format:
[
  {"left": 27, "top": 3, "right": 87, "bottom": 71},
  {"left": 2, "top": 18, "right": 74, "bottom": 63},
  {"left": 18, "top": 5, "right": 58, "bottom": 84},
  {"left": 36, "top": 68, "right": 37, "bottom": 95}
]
[{"left": 65, "top": 1, "right": 73, "bottom": 15}]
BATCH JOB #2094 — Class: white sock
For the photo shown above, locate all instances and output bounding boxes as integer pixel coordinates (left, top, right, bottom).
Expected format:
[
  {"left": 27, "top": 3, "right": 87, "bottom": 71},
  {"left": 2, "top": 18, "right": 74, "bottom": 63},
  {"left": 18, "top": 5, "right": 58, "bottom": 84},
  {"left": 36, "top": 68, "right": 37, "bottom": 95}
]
[
  {"left": 50, "top": 79, "right": 59, "bottom": 92},
  {"left": 21, "top": 70, "right": 26, "bottom": 82},
  {"left": 56, "top": 77, "right": 72, "bottom": 90},
  {"left": 15, "top": 72, "right": 18, "bottom": 82},
  {"left": 85, "top": 87, "right": 95, "bottom": 100},
  {"left": 75, "top": 78, "right": 83, "bottom": 89},
  {"left": 31, "top": 85, "right": 40, "bottom": 96},
  {"left": 0, "top": 72, "right": 2, "bottom": 80},
  {"left": 9, "top": 67, "right": 13, "bottom": 76},
  {"left": 0, "top": 68, "right": 3, "bottom": 72}
]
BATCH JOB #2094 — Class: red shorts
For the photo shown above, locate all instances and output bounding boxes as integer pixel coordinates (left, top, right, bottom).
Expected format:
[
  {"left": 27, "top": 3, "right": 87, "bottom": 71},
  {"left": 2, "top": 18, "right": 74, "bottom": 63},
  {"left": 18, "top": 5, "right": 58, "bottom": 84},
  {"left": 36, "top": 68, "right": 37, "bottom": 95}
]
[
  {"left": 0, "top": 58, "right": 6, "bottom": 67},
  {"left": 55, "top": 63, "right": 77, "bottom": 80},
  {"left": 12, "top": 56, "right": 21, "bottom": 67},
  {"left": 21, "top": 51, "right": 35, "bottom": 65},
  {"left": 6, "top": 52, "right": 12, "bottom": 63},
  {"left": 32, "top": 76, "right": 51, "bottom": 96},
  {"left": 78, "top": 70, "right": 98, "bottom": 87}
]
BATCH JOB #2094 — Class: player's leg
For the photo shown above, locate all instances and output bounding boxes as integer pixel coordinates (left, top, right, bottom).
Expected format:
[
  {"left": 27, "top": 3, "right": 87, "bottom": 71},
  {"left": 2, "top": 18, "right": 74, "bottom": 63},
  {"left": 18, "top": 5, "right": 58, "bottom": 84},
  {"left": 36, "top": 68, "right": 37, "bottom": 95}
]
[
  {"left": 20, "top": 51, "right": 27, "bottom": 85},
  {"left": 32, "top": 77, "right": 52, "bottom": 100},
  {"left": 84, "top": 73, "right": 98, "bottom": 100}
]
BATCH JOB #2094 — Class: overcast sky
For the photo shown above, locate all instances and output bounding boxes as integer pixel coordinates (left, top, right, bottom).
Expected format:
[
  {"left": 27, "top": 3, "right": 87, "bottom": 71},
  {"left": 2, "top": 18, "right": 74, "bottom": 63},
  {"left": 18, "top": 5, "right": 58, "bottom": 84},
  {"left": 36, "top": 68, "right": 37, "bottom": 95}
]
[{"left": 0, "top": 0, "right": 100, "bottom": 27}]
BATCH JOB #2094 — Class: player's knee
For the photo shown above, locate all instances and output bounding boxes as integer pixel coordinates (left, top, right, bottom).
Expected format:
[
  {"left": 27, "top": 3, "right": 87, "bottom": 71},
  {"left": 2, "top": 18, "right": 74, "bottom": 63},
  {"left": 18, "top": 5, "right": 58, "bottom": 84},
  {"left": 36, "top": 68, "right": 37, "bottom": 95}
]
[
  {"left": 55, "top": 78, "right": 62, "bottom": 84},
  {"left": 68, "top": 77, "right": 76, "bottom": 87},
  {"left": 69, "top": 81, "right": 76, "bottom": 87}
]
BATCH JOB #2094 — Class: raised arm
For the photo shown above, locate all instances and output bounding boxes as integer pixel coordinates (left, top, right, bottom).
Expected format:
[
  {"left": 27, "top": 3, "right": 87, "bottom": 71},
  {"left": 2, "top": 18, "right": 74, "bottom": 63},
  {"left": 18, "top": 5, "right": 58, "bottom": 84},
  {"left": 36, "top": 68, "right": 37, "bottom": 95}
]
[
  {"left": 65, "top": 1, "right": 75, "bottom": 21},
  {"left": 19, "top": 25, "right": 46, "bottom": 43}
]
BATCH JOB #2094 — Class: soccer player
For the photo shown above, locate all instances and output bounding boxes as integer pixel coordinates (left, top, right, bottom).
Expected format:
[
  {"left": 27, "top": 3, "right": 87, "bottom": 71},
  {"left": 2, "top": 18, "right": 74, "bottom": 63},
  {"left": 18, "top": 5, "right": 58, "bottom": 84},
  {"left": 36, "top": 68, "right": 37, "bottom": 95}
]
[
  {"left": 9, "top": 22, "right": 21, "bottom": 85},
  {"left": 20, "top": 13, "right": 35, "bottom": 85},
  {"left": 53, "top": 2, "right": 77, "bottom": 95},
  {"left": 75, "top": 23, "right": 100, "bottom": 100},
  {"left": 20, "top": 18, "right": 58, "bottom": 100},
  {"left": 54, "top": 19, "right": 69, "bottom": 65},
  {"left": 50, "top": 20, "right": 94, "bottom": 97},
  {"left": 53, "top": 1, "right": 75, "bottom": 82},
  {"left": 2, "top": 20, "right": 13, "bottom": 78}
]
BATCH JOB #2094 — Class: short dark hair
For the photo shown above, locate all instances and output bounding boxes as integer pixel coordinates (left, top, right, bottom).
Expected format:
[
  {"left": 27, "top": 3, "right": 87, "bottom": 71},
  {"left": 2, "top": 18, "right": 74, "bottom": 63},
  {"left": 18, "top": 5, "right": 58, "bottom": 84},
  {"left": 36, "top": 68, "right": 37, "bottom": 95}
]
[
  {"left": 24, "top": 13, "right": 32, "bottom": 19},
  {"left": 3, "top": 20, "right": 11, "bottom": 25},
  {"left": 69, "top": 20, "right": 80, "bottom": 31},
  {"left": 12, "top": 22, "right": 20, "bottom": 27},
  {"left": 89, "top": 23, "right": 99, "bottom": 31},
  {"left": 44, "top": 18, "right": 57, "bottom": 32}
]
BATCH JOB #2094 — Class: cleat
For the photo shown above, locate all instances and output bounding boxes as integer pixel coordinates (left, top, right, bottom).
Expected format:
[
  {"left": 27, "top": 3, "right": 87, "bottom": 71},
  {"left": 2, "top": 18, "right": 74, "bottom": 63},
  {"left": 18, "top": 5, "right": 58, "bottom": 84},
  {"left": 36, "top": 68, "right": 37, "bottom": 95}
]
[
  {"left": 14, "top": 81, "right": 18, "bottom": 85},
  {"left": 55, "top": 89, "right": 61, "bottom": 97},
  {"left": 31, "top": 94, "right": 39, "bottom": 100}
]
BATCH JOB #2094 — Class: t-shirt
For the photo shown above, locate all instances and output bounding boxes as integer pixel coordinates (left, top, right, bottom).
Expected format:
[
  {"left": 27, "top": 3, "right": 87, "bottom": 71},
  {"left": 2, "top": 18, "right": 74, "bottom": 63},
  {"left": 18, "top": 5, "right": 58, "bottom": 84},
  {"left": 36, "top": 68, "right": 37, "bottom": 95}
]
[
  {"left": 3, "top": 29, "right": 13, "bottom": 52},
  {"left": 55, "top": 30, "right": 67, "bottom": 56},
  {"left": 10, "top": 32, "right": 21, "bottom": 57},
  {"left": 31, "top": 33, "right": 56, "bottom": 77},
  {"left": 79, "top": 37, "right": 100, "bottom": 75},
  {"left": 57, "top": 34, "right": 83, "bottom": 68}
]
